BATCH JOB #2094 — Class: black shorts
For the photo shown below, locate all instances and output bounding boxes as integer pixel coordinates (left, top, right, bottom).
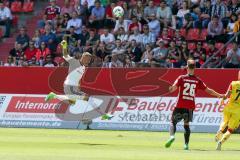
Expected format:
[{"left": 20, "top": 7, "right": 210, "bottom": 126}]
[{"left": 171, "top": 108, "right": 193, "bottom": 123}]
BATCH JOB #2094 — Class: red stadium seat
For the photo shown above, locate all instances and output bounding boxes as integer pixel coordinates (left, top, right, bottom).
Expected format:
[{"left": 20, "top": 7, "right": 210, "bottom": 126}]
[
  {"left": 179, "top": 28, "right": 187, "bottom": 38},
  {"left": 199, "top": 29, "right": 208, "bottom": 41},
  {"left": 186, "top": 28, "right": 200, "bottom": 41},
  {"left": 23, "top": 2, "right": 34, "bottom": 13},
  {"left": 215, "top": 43, "right": 225, "bottom": 55},
  {"left": 0, "top": 28, "right": 3, "bottom": 37},
  {"left": 168, "top": 28, "right": 175, "bottom": 38},
  {"left": 225, "top": 43, "right": 233, "bottom": 52},
  {"left": 188, "top": 42, "right": 196, "bottom": 51},
  {"left": 12, "top": 15, "right": 19, "bottom": 26},
  {"left": 202, "top": 42, "right": 209, "bottom": 52},
  {"left": 11, "top": 1, "right": 22, "bottom": 13}
]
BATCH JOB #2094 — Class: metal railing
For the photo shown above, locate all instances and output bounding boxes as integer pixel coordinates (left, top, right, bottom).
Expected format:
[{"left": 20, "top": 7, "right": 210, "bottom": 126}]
[{"left": 201, "top": 31, "right": 240, "bottom": 68}]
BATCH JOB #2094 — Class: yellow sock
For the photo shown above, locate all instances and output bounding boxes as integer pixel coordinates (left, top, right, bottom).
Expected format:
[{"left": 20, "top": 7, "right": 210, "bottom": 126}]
[
  {"left": 215, "top": 131, "right": 223, "bottom": 141},
  {"left": 220, "top": 131, "right": 231, "bottom": 144}
]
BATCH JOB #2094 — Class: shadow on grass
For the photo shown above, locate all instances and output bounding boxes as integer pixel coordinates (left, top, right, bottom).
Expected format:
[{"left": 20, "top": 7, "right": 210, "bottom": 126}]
[{"left": 78, "top": 143, "right": 108, "bottom": 146}]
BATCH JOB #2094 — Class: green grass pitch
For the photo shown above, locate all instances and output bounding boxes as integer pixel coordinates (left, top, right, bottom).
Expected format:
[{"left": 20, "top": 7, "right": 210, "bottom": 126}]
[{"left": 0, "top": 128, "right": 239, "bottom": 160}]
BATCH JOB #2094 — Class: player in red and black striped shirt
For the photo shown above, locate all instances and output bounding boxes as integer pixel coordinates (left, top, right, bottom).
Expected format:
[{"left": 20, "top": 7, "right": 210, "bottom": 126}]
[{"left": 165, "top": 59, "right": 224, "bottom": 150}]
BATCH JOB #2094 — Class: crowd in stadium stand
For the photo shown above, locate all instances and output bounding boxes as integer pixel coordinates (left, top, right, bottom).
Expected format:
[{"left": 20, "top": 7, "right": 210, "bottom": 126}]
[{"left": 1, "top": 0, "right": 240, "bottom": 68}]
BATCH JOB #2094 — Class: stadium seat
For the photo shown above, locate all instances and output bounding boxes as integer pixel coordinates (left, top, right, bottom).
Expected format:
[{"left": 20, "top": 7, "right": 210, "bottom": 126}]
[
  {"left": 0, "top": 28, "right": 3, "bottom": 38},
  {"left": 225, "top": 43, "right": 233, "bottom": 53},
  {"left": 188, "top": 42, "right": 196, "bottom": 51},
  {"left": 199, "top": 29, "right": 208, "bottom": 41},
  {"left": 12, "top": 15, "right": 19, "bottom": 26},
  {"left": 179, "top": 28, "right": 187, "bottom": 38},
  {"left": 202, "top": 42, "right": 209, "bottom": 52},
  {"left": 215, "top": 43, "right": 225, "bottom": 55},
  {"left": 168, "top": 28, "right": 174, "bottom": 38},
  {"left": 11, "top": 1, "right": 22, "bottom": 13},
  {"left": 186, "top": 28, "right": 200, "bottom": 41},
  {"left": 23, "top": 2, "right": 34, "bottom": 13}
]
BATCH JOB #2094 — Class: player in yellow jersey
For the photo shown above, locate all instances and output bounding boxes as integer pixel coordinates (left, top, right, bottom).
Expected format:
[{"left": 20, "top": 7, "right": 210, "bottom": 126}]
[{"left": 215, "top": 71, "right": 240, "bottom": 150}]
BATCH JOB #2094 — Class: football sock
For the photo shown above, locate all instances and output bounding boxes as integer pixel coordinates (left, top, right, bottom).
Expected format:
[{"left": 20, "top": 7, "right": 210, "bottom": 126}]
[
  {"left": 184, "top": 124, "right": 191, "bottom": 145},
  {"left": 170, "top": 122, "right": 177, "bottom": 137},
  {"left": 220, "top": 129, "right": 232, "bottom": 144}
]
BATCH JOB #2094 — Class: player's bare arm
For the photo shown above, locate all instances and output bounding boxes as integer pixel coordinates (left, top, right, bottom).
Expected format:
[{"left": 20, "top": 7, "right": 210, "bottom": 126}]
[
  {"left": 223, "top": 84, "right": 232, "bottom": 100},
  {"left": 169, "top": 80, "right": 178, "bottom": 93},
  {"left": 205, "top": 87, "right": 224, "bottom": 98}
]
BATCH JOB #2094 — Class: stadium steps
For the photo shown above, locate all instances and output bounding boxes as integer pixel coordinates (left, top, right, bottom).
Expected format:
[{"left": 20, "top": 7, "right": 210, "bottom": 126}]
[{"left": 0, "top": 0, "right": 48, "bottom": 62}]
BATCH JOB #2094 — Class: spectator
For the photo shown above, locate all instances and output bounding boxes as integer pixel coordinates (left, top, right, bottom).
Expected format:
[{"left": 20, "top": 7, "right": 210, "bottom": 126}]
[
  {"left": 148, "top": 13, "right": 160, "bottom": 39},
  {"left": 94, "top": 41, "right": 108, "bottom": 60},
  {"left": 44, "top": 0, "right": 61, "bottom": 21},
  {"left": 44, "top": 54, "right": 56, "bottom": 67},
  {"left": 152, "top": 39, "right": 169, "bottom": 67},
  {"left": 102, "top": 55, "right": 111, "bottom": 67},
  {"left": 128, "top": 16, "right": 142, "bottom": 33},
  {"left": 0, "top": 1, "right": 12, "bottom": 38},
  {"left": 227, "top": 0, "right": 240, "bottom": 18},
  {"left": 205, "top": 40, "right": 220, "bottom": 68},
  {"left": 40, "top": 25, "right": 57, "bottom": 52},
  {"left": 61, "top": 0, "right": 74, "bottom": 15},
  {"left": 211, "top": 0, "right": 227, "bottom": 19},
  {"left": 128, "top": 39, "right": 142, "bottom": 62},
  {"left": 112, "top": 39, "right": 126, "bottom": 55},
  {"left": 74, "top": 0, "right": 88, "bottom": 24},
  {"left": 86, "top": 29, "right": 100, "bottom": 47},
  {"left": 122, "top": 1, "right": 131, "bottom": 20},
  {"left": 200, "top": 0, "right": 211, "bottom": 28},
  {"left": 36, "top": 42, "right": 51, "bottom": 61},
  {"left": 175, "top": 1, "right": 190, "bottom": 29},
  {"left": 65, "top": 26, "right": 81, "bottom": 55},
  {"left": 130, "top": 0, "right": 146, "bottom": 24},
  {"left": 144, "top": 0, "right": 157, "bottom": 21},
  {"left": 4, "top": 55, "right": 15, "bottom": 66},
  {"left": 79, "top": 25, "right": 90, "bottom": 46},
  {"left": 17, "top": 56, "right": 28, "bottom": 67},
  {"left": 24, "top": 41, "right": 37, "bottom": 61},
  {"left": 156, "top": 0, "right": 172, "bottom": 27},
  {"left": 167, "top": 41, "right": 182, "bottom": 68},
  {"left": 104, "top": 1, "right": 116, "bottom": 29},
  {"left": 226, "top": 13, "right": 237, "bottom": 40},
  {"left": 9, "top": 42, "right": 24, "bottom": 59},
  {"left": 88, "top": 0, "right": 105, "bottom": 29},
  {"left": 32, "top": 29, "right": 42, "bottom": 49},
  {"left": 128, "top": 27, "right": 142, "bottom": 44},
  {"left": 172, "top": 29, "right": 185, "bottom": 47},
  {"left": 109, "top": 53, "right": 123, "bottom": 68},
  {"left": 16, "top": 26, "right": 30, "bottom": 50},
  {"left": 28, "top": 56, "right": 39, "bottom": 66},
  {"left": 67, "top": 11, "right": 82, "bottom": 34},
  {"left": 81, "top": 0, "right": 95, "bottom": 9},
  {"left": 115, "top": 27, "right": 128, "bottom": 44},
  {"left": 61, "top": 13, "right": 71, "bottom": 30},
  {"left": 233, "top": 13, "right": 240, "bottom": 42},
  {"left": 191, "top": 42, "right": 207, "bottom": 67},
  {"left": 124, "top": 55, "right": 135, "bottom": 68},
  {"left": 100, "top": 28, "right": 115, "bottom": 44},
  {"left": 182, "top": 12, "right": 194, "bottom": 29},
  {"left": 224, "top": 41, "right": 240, "bottom": 68},
  {"left": 140, "top": 24, "right": 156, "bottom": 48},
  {"left": 191, "top": 5, "right": 203, "bottom": 28},
  {"left": 140, "top": 43, "right": 153, "bottom": 64},
  {"left": 113, "top": 16, "right": 129, "bottom": 33},
  {"left": 178, "top": 41, "right": 190, "bottom": 65},
  {"left": 206, "top": 15, "right": 224, "bottom": 42},
  {"left": 158, "top": 28, "right": 171, "bottom": 46}
]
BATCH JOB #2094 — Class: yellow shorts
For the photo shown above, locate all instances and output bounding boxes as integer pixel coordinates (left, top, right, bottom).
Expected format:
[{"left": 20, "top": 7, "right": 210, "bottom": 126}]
[{"left": 223, "top": 104, "right": 240, "bottom": 130}]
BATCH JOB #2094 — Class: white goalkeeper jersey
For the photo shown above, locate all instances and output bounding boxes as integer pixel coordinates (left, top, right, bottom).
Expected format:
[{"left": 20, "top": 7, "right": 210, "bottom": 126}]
[{"left": 63, "top": 55, "right": 86, "bottom": 86}]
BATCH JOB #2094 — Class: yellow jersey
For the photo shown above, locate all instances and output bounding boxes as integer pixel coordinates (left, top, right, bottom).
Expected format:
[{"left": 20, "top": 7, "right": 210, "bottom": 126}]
[{"left": 228, "top": 81, "right": 240, "bottom": 107}]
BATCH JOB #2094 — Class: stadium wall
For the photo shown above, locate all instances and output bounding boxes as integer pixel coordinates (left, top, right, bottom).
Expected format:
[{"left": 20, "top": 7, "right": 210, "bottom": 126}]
[{"left": 0, "top": 67, "right": 239, "bottom": 132}]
